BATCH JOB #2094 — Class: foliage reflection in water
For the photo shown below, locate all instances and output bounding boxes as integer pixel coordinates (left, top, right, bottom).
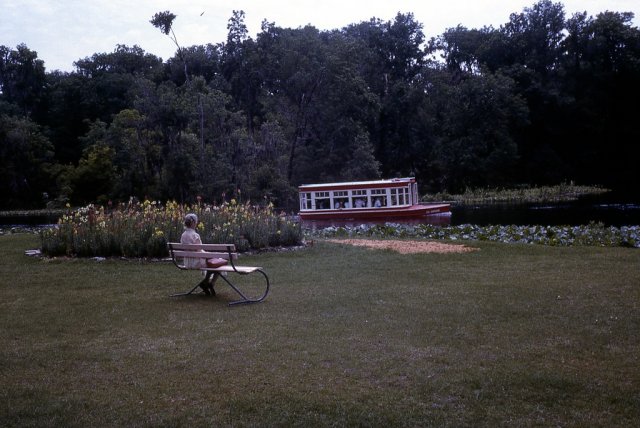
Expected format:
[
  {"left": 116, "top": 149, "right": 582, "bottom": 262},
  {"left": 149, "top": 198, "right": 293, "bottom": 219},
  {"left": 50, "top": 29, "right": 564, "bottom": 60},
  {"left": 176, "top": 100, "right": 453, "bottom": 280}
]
[{"left": 451, "top": 200, "right": 640, "bottom": 227}]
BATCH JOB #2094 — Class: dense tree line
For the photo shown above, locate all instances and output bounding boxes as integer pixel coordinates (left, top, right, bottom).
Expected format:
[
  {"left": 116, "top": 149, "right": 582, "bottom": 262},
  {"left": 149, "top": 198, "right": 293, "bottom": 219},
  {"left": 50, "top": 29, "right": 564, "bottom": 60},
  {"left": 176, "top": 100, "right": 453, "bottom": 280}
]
[{"left": 1, "top": 1, "right": 639, "bottom": 210}]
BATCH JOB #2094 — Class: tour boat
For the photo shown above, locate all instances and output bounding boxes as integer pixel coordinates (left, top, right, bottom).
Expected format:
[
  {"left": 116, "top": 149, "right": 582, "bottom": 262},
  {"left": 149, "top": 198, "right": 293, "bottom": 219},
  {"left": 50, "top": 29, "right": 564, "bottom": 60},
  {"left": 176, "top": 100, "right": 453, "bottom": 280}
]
[{"left": 298, "top": 177, "right": 450, "bottom": 220}]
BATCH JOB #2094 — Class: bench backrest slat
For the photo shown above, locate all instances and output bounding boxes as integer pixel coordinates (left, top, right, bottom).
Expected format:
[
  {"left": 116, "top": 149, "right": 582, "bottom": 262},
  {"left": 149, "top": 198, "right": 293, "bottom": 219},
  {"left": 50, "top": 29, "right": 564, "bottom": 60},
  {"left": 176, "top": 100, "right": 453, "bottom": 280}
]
[
  {"left": 167, "top": 242, "right": 239, "bottom": 267},
  {"left": 170, "top": 250, "right": 237, "bottom": 260},
  {"left": 169, "top": 243, "right": 236, "bottom": 252}
]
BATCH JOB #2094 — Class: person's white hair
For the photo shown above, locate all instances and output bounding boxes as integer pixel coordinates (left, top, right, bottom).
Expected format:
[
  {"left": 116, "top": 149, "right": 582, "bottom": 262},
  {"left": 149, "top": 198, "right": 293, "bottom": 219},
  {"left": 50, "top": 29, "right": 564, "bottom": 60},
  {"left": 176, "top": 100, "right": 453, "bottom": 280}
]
[{"left": 184, "top": 213, "right": 198, "bottom": 228}]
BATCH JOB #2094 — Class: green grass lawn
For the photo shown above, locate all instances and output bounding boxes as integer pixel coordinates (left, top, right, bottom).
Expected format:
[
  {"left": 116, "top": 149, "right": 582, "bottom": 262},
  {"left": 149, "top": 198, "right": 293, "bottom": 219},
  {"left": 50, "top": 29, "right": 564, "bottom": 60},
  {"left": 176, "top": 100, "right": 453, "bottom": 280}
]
[{"left": 1, "top": 233, "right": 639, "bottom": 427}]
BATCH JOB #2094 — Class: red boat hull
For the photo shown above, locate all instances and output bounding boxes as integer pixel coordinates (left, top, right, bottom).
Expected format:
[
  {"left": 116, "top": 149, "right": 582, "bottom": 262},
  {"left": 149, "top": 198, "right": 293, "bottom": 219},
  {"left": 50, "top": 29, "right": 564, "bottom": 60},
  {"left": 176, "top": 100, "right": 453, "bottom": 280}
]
[{"left": 298, "top": 203, "right": 450, "bottom": 220}]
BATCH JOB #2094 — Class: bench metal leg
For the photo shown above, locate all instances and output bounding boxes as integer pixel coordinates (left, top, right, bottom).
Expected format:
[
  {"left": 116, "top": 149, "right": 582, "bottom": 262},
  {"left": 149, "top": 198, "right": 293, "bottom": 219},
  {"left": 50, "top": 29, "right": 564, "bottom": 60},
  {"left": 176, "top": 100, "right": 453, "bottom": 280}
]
[
  {"left": 169, "top": 282, "right": 202, "bottom": 297},
  {"left": 219, "top": 269, "right": 270, "bottom": 306},
  {"left": 170, "top": 271, "right": 270, "bottom": 305}
]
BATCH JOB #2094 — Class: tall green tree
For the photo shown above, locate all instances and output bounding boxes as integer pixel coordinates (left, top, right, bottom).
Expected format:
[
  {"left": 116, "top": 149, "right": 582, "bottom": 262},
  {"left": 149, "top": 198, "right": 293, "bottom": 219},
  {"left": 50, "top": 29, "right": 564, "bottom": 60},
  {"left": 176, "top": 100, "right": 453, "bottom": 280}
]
[
  {"left": 255, "top": 24, "right": 330, "bottom": 182},
  {"left": 429, "top": 72, "right": 528, "bottom": 192},
  {"left": 65, "top": 144, "right": 116, "bottom": 205},
  {"left": 0, "top": 114, "right": 55, "bottom": 208},
  {"left": 220, "top": 11, "right": 264, "bottom": 135},
  {"left": 0, "top": 44, "right": 46, "bottom": 117},
  {"left": 255, "top": 24, "right": 382, "bottom": 185},
  {"left": 345, "top": 13, "right": 430, "bottom": 178},
  {"left": 562, "top": 10, "right": 640, "bottom": 188},
  {"left": 74, "top": 44, "right": 163, "bottom": 79},
  {"left": 341, "top": 130, "right": 381, "bottom": 181}
]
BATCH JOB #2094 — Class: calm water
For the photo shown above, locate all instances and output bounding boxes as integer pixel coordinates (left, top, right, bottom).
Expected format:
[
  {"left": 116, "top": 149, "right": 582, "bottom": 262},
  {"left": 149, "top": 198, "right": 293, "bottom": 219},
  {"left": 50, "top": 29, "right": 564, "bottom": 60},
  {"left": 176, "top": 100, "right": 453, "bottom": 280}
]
[
  {"left": 451, "top": 201, "right": 640, "bottom": 227},
  {"left": 452, "top": 191, "right": 640, "bottom": 227},
  {"left": 0, "top": 214, "right": 60, "bottom": 226}
]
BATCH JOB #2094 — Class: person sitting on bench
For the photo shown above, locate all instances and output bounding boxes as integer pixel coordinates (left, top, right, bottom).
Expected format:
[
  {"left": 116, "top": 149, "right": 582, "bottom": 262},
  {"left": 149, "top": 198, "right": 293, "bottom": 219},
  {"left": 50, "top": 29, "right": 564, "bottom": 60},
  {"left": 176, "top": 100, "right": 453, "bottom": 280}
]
[{"left": 180, "top": 213, "right": 221, "bottom": 295}]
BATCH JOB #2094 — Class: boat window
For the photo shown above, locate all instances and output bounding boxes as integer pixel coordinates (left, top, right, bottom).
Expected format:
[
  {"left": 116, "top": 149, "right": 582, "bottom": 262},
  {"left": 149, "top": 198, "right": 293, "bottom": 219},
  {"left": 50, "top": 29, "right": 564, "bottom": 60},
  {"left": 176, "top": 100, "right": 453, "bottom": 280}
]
[
  {"left": 401, "top": 187, "right": 409, "bottom": 204},
  {"left": 390, "top": 188, "right": 410, "bottom": 206},
  {"left": 333, "top": 190, "right": 349, "bottom": 209},
  {"left": 300, "top": 192, "right": 312, "bottom": 210},
  {"left": 411, "top": 183, "right": 418, "bottom": 204},
  {"left": 352, "top": 190, "right": 367, "bottom": 208},
  {"left": 314, "top": 191, "right": 330, "bottom": 210},
  {"left": 371, "top": 189, "right": 387, "bottom": 207}
]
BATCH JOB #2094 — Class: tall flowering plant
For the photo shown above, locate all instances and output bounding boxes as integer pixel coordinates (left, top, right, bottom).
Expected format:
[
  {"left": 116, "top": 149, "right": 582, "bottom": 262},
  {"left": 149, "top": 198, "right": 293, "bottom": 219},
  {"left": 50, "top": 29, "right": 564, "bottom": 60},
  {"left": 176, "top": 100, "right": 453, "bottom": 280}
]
[{"left": 40, "top": 199, "right": 302, "bottom": 257}]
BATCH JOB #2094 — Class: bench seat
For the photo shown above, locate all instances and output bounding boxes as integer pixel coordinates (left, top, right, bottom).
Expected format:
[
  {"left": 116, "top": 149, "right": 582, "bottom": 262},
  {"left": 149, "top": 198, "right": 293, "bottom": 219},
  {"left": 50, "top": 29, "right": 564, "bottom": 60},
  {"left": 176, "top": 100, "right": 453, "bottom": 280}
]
[
  {"left": 202, "top": 265, "right": 262, "bottom": 274},
  {"left": 167, "top": 242, "right": 270, "bottom": 305}
]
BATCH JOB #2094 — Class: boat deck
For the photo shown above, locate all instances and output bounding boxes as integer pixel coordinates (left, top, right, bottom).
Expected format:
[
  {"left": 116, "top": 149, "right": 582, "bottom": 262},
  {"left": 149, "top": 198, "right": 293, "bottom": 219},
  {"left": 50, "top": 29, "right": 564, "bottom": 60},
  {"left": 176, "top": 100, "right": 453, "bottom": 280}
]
[{"left": 299, "top": 203, "right": 450, "bottom": 220}]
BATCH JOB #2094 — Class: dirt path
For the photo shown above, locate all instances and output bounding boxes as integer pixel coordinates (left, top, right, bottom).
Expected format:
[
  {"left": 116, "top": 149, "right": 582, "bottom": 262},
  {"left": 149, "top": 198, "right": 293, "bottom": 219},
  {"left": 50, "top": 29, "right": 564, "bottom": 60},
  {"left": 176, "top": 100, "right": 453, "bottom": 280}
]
[{"left": 326, "top": 239, "right": 478, "bottom": 254}]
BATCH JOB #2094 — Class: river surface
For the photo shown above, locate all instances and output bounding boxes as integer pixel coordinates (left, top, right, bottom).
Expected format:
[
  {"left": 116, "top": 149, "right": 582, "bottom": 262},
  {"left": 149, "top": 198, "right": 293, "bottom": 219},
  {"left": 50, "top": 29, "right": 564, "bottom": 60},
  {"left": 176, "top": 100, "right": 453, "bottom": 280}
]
[{"left": 451, "top": 201, "right": 640, "bottom": 227}]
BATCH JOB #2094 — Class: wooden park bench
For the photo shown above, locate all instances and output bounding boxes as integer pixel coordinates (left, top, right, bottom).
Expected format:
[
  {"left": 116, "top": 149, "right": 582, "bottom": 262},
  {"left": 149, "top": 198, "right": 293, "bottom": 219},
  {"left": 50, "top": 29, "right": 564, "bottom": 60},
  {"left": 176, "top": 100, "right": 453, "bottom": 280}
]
[{"left": 167, "top": 243, "right": 270, "bottom": 306}]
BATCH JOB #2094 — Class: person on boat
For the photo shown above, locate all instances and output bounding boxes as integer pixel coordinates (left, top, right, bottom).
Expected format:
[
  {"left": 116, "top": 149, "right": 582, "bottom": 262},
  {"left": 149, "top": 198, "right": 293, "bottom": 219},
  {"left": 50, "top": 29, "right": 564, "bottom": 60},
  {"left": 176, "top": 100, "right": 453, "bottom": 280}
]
[
  {"left": 374, "top": 198, "right": 382, "bottom": 207},
  {"left": 335, "top": 201, "right": 341, "bottom": 209},
  {"left": 355, "top": 198, "right": 365, "bottom": 208},
  {"left": 180, "top": 213, "right": 220, "bottom": 296}
]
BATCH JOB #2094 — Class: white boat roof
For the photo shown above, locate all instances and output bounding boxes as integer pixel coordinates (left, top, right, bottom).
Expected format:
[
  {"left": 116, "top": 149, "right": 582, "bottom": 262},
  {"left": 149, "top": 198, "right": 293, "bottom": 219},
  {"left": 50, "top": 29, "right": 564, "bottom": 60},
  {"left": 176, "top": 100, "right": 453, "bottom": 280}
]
[{"left": 299, "top": 177, "right": 416, "bottom": 189}]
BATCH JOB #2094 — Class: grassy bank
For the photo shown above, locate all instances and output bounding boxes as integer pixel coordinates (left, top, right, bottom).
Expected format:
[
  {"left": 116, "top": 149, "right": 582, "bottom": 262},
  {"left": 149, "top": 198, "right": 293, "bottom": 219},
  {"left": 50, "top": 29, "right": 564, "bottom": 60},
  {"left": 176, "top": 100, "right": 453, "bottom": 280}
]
[
  {"left": 423, "top": 183, "right": 610, "bottom": 204},
  {"left": 1, "top": 234, "right": 639, "bottom": 427}
]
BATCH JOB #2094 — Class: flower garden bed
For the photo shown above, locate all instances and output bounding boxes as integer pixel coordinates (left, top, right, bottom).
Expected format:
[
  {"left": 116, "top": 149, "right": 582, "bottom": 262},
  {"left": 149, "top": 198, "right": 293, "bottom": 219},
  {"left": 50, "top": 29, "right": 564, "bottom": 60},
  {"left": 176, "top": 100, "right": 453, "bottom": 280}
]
[{"left": 39, "top": 199, "right": 302, "bottom": 258}]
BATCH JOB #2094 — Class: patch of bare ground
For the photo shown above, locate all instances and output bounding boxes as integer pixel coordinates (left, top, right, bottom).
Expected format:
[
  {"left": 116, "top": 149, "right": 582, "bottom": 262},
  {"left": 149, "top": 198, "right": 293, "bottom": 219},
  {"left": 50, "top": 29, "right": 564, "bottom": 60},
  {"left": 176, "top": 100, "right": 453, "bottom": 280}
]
[{"left": 326, "top": 239, "right": 478, "bottom": 254}]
